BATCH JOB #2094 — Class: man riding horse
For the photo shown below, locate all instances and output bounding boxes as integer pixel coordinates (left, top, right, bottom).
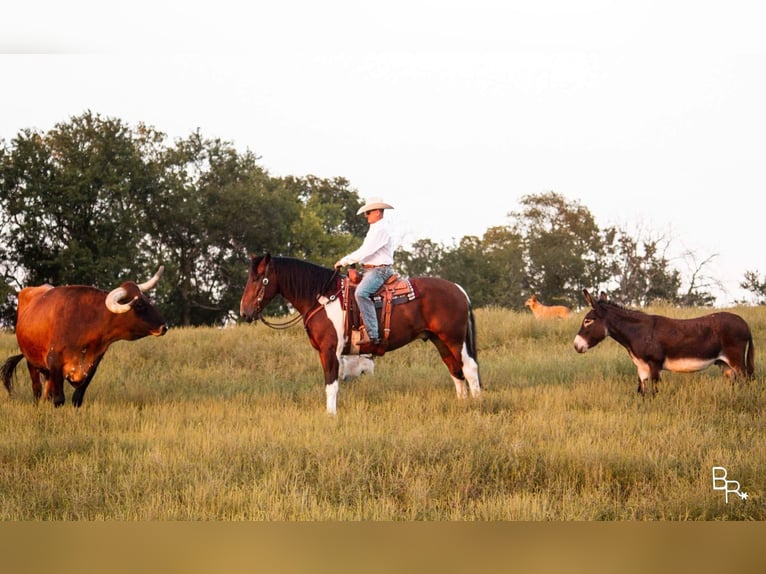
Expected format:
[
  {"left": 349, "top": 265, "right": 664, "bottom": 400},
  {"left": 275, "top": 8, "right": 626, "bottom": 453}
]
[{"left": 334, "top": 197, "right": 395, "bottom": 346}]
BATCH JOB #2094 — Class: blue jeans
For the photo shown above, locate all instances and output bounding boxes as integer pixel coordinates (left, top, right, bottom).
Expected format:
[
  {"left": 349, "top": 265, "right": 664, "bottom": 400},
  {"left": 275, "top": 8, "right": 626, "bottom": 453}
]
[{"left": 355, "top": 265, "right": 394, "bottom": 339}]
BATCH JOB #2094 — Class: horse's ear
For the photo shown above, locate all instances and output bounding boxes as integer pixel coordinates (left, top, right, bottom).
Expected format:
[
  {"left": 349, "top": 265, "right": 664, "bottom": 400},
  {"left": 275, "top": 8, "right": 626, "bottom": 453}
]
[
  {"left": 583, "top": 289, "right": 595, "bottom": 308},
  {"left": 599, "top": 291, "right": 607, "bottom": 301},
  {"left": 256, "top": 252, "right": 271, "bottom": 274}
]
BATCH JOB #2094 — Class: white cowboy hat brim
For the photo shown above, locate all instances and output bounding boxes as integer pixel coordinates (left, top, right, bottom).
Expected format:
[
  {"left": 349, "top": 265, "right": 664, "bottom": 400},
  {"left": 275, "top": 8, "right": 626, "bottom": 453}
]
[{"left": 357, "top": 198, "right": 394, "bottom": 215}]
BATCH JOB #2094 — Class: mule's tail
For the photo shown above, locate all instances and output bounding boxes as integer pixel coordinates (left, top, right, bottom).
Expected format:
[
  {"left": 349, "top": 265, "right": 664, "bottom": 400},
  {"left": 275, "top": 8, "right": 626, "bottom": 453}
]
[
  {"left": 0, "top": 354, "right": 24, "bottom": 394},
  {"left": 746, "top": 333, "right": 755, "bottom": 378}
]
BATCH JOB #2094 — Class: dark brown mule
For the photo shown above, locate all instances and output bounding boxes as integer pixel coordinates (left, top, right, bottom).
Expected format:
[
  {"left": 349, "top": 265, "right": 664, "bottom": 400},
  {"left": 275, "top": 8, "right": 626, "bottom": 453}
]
[
  {"left": 574, "top": 290, "right": 754, "bottom": 395},
  {"left": 240, "top": 254, "right": 481, "bottom": 414}
]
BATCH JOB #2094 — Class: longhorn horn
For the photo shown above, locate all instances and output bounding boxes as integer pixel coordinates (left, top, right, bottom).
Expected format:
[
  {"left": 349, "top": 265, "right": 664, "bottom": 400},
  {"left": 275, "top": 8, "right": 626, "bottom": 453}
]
[
  {"left": 137, "top": 266, "right": 164, "bottom": 292},
  {"left": 105, "top": 287, "right": 135, "bottom": 314}
]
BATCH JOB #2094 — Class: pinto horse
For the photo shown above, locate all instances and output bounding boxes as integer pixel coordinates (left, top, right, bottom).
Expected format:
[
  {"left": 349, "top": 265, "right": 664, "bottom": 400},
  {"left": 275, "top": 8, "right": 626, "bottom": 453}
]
[
  {"left": 574, "top": 290, "right": 755, "bottom": 395},
  {"left": 239, "top": 254, "right": 481, "bottom": 414}
]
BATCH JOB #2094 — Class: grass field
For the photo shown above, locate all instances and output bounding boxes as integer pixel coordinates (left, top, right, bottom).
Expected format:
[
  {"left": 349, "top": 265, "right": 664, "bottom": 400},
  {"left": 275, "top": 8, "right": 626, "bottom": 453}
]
[{"left": 0, "top": 305, "right": 764, "bottom": 520}]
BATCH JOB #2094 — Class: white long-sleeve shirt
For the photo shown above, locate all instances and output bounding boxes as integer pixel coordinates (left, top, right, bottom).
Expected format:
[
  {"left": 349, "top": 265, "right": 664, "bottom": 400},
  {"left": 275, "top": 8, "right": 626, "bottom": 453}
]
[{"left": 338, "top": 218, "right": 394, "bottom": 266}]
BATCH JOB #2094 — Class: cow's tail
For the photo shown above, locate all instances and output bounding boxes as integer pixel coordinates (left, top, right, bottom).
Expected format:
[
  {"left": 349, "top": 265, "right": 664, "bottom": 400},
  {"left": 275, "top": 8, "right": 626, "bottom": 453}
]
[
  {"left": 0, "top": 354, "right": 24, "bottom": 394},
  {"left": 746, "top": 333, "right": 755, "bottom": 378}
]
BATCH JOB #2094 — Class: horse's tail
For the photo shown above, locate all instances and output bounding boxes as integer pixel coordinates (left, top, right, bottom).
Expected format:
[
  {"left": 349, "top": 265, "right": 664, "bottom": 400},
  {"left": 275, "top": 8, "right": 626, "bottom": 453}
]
[
  {"left": 466, "top": 304, "right": 478, "bottom": 361},
  {"left": 0, "top": 354, "right": 24, "bottom": 394},
  {"left": 746, "top": 333, "right": 755, "bottom": 378}
]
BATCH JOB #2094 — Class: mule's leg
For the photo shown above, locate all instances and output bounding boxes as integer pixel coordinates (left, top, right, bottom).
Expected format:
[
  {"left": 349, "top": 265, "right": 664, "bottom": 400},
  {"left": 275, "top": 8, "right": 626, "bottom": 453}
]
[
  {"left": 717, "top": 360, "right": 736, "bottom": 379},
  {"left": 650, "top": 364, "right": 663, "bottom": 395},
  {"left": 632, "top": 358, "right": 654, "bottom": 396}
]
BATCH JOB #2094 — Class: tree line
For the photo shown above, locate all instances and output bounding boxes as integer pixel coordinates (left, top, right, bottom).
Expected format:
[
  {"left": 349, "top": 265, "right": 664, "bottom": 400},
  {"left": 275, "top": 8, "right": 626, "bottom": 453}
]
[{"left": 0, "top": 111, "right": 760, "bottom": 327}]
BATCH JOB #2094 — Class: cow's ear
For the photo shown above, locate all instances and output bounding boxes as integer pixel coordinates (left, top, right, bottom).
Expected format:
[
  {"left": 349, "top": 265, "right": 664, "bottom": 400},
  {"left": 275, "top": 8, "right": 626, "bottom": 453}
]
[{"left": 583, "top": 289, "right": 595, "bottom": 308}]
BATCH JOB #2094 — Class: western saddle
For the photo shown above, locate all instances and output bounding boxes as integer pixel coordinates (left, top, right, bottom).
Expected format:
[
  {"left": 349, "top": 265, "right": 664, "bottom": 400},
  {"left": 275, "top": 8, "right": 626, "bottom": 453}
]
[{"left": 342, "top": 268, "right": 417, "bottom": 355}]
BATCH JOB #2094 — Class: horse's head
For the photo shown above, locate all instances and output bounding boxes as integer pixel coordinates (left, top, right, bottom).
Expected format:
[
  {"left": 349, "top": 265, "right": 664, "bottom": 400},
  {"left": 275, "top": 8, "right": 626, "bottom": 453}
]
[
  {"left": 240, "top": 253, "right": 279, "bottom": 321},
  {"left": 573, "top": 289, "right": 609, "bottom": 353}
]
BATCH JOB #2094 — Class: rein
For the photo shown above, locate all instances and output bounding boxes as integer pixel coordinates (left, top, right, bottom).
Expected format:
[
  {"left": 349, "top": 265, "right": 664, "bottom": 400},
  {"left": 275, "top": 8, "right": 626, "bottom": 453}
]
[
  {"left": 254, "top": 263, "right": 341, "bottom": 331},
  {"left": 259, "top": 312, "right": 305, "bottom": 330}
]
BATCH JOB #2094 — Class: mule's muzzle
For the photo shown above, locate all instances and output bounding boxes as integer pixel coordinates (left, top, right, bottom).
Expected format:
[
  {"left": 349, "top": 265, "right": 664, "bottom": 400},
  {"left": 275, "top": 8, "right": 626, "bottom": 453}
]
[{"left": 573, "top": 335, "right": 589, "bottom": 353}]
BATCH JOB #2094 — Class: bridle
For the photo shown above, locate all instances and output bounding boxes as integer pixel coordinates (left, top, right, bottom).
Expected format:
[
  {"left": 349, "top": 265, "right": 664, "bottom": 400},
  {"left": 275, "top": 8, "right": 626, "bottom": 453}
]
[{"left": 251, "top": 259, "right": 341, "bottom": 331}]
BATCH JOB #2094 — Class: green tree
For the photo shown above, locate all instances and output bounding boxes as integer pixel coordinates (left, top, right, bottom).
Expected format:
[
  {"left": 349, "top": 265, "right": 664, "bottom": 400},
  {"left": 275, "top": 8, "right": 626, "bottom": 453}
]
[
  {"left": 281, "top": 175, "right": 366, "bottom": 267},
  {"left": 511, "top": 191, "right": 602, "bottom": 307},
  {"left": 740, "top": 270, "right": 766, "bottom": 305},
  {"left": 397, "top": 238, "right": 445, "bottom": 277},
  {"left": 437, "top": 226, "right": 525, "bottom": 308},
  {"left": 0, "top": 111, "right": 163, "bottom": 290},
  {"left": 143, "top": 131, "right": 301, "bottom": 326},
  {"left": 601, "top": 225, "right": 714, "bottom": 306}
]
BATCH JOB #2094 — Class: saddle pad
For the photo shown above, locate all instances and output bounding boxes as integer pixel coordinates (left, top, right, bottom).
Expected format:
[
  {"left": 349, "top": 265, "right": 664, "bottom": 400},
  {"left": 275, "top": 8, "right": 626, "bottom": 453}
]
[{"left": 372, "top": 277, "right": 418, "bottom": 307}]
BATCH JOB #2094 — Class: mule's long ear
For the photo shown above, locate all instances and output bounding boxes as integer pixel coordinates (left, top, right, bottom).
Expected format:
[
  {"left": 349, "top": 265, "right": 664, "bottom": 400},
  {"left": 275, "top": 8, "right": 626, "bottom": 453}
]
[{"left": 583, "top": 289, "right": 595, "bottom": 309}]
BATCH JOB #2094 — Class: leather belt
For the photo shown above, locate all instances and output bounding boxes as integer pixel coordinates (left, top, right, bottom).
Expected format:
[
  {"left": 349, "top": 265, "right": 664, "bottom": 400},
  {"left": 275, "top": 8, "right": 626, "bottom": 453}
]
[{"left": 362, "top": 263, "right": 392, "bottom": 269}]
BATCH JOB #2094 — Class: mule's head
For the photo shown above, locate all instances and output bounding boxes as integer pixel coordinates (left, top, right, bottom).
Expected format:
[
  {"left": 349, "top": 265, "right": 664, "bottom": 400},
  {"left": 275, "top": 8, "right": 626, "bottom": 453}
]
[
  {"left": 240, "top": 253, "right": 279, "bottom": 321},
  {"left": 573, "top": 289, "right": 608, "bottom": 353}
]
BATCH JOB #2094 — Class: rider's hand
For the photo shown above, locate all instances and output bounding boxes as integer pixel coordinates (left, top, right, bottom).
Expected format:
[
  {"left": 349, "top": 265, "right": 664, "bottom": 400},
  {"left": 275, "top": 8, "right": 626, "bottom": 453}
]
[{"left": 334, "top": 261, "right": 343, "bottom": 270}]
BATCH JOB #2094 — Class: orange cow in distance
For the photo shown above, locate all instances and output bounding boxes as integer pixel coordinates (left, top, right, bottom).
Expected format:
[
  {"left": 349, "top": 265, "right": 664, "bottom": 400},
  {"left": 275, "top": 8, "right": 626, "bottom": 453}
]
[{"left": 524, "top": 294, "right": 572, "bottom": 319}]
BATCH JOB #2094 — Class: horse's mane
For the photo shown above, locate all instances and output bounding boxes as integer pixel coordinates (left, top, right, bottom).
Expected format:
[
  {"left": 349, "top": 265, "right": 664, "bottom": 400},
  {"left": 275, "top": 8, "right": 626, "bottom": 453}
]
[{"left": 268, "top": 256, "right": 338, "bottom": 301}]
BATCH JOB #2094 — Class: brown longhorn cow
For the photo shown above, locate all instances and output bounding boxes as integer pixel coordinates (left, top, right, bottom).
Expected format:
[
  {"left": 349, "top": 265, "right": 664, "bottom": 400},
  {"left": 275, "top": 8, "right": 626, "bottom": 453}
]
[{"left": 0, "top": 267, "right": 168, "bottom": 407}]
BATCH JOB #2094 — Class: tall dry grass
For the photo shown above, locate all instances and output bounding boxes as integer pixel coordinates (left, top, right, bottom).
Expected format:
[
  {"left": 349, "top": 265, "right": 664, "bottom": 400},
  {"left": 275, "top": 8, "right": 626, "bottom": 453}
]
[{"left": 0, "top": 304, "right": 764, "bottom": 520}]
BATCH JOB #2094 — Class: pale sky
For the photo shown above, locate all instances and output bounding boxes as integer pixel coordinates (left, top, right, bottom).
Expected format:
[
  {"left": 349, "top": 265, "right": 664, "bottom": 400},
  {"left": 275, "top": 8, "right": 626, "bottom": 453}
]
[{"left": 2, "top": 1, "right": 765, "bottom": 305}]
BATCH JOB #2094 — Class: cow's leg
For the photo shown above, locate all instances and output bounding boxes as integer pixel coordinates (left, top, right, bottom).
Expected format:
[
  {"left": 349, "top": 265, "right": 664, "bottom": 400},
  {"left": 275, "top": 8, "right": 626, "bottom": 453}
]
[
  {"left": 71, "top": 379, "right": 91, "bottom": 408},
  {"left": 43, "top": 354, "right": 66, "bottom": 406},
  {"left": 71, "top": 357, "right": 102, "bottom": 407},
  {"left": 43, "top": 373, "right": 66, "bottom": 406},
  {"left": 26, "top": 364, "right": 44, "bottom": 402}
]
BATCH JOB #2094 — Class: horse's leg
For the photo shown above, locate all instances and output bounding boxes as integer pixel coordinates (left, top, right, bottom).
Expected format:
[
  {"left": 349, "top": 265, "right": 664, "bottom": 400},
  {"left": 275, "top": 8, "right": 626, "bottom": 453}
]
[
  {"left": 429, "top": 336, "right": 469, "bottom": 399},
  {"left": 460, "top": 343, "right": 481, "bottom": 398},
  {"left": 318, "top": 347, "right": 341, "bottom": 415}
]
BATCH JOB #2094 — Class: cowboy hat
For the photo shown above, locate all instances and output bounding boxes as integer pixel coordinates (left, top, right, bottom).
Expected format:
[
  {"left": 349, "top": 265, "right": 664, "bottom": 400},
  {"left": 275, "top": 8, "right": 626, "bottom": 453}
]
[{"left": 356, "top": 197, "right": 395, "bottom": 215}]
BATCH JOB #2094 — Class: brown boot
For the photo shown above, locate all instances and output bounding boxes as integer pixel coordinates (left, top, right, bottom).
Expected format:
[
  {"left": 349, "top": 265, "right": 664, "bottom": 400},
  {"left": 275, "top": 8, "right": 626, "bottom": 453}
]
[{"left": 359, "top": 325, "right": 381, "bottom": 346}]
